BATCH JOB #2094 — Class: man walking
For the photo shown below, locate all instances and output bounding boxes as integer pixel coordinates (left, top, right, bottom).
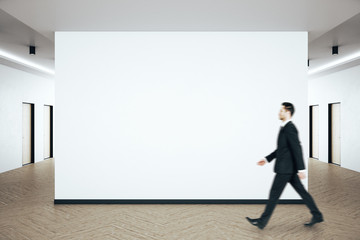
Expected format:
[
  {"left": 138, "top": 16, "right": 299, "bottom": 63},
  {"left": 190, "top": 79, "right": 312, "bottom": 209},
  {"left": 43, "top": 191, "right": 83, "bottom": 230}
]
[{"left": 246, "top": 102, "right": 323, "bottom": 229}]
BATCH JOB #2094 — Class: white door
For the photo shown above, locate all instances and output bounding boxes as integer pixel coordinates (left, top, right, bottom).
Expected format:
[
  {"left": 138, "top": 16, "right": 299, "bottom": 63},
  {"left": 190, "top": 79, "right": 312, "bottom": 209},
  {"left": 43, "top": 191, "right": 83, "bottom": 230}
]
[
  {"left": 22, "top": 103, "right": 32, "bottom": 165},
  {"left": 44, "top": 105, "right": 51, "bottom": 159},
  {"left": 331, "top": 103, "right": 341, "bottom": 165},
  {"left": 311, "top": 105, "right": 319, "bottom": 159}
]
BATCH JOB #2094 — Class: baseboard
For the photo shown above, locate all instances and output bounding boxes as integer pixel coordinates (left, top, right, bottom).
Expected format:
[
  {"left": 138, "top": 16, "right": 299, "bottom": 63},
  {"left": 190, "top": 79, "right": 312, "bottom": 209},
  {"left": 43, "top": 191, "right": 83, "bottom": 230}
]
[{"left": 54, "top": 199, "right": 304, "bottom": 204}]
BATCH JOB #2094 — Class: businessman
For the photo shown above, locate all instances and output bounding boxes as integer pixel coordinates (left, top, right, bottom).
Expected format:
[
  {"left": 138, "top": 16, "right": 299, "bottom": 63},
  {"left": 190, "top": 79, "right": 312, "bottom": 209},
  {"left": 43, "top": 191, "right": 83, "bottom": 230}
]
[{"left": 246, "top": 102, "right": 323, "bottom": 229}]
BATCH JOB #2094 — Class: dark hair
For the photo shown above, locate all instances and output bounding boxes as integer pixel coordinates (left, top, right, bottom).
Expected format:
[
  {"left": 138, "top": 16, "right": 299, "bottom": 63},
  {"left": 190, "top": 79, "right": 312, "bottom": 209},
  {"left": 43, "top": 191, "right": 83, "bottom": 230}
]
[{"left": 282, "top": 102, "right": 295, "bottom": 116}]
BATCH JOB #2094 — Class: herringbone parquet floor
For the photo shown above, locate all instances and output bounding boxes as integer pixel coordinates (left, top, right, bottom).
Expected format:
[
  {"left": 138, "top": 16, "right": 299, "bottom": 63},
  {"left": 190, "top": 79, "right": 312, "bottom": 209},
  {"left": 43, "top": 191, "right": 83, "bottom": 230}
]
[{"left": 0, "top": 158, "right": 359, "bottom": 239}]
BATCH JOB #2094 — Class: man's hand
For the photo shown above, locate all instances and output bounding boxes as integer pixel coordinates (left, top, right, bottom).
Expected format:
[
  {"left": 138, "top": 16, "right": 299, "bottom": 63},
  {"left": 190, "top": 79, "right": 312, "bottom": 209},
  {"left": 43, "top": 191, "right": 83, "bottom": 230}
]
[
  {"left": 298, "top": 172, "right": 306, "bottom": 179},
  {"left": 257, "top": 159, "right": 266, "bottom": 166}
]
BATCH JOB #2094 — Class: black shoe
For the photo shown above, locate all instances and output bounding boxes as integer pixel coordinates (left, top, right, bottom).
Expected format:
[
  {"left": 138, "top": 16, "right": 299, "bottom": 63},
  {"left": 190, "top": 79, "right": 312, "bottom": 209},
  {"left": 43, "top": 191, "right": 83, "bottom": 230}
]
[
  {"left": 304, "top": 217, "right": 324, "bottom": 227},
  {"left": 246, "top": 217, "right": 265, "bottom": 229}
]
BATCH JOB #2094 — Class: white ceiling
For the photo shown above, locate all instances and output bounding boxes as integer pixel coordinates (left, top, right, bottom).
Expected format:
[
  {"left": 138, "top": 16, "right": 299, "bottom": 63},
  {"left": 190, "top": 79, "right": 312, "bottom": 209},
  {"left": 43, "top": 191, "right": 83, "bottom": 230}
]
[
  {"left": 1, "top": 0, "right": 360, "bottom": 76},
  {"left": 309, "top": 12, "right": 360, "bottom": 74},
  {"left": 0, "top": 9, "right": 54, "bottom": 76}
]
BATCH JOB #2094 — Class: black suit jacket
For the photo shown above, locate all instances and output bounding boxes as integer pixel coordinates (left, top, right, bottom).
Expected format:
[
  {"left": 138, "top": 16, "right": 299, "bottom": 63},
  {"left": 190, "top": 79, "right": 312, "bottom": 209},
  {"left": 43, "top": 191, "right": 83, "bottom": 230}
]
[{"left": 266, "top": 121, "right": 305, "bottom": 174}]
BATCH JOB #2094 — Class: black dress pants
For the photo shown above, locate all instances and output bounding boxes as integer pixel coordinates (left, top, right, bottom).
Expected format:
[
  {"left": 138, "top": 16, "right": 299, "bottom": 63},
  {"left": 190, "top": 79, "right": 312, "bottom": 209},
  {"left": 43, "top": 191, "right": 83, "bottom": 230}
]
[{"left": 260, "top": 173, "right": 322, "bottom": 226}]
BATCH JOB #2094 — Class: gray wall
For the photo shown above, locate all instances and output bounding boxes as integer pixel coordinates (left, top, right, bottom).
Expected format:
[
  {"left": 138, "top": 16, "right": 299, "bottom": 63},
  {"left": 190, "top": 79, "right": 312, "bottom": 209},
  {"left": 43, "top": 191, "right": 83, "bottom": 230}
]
[
  {"left": 309, "top": 64, "right": 360, "bottom": 172},
  {"left": 0, "top": 64, "right": 54, "bottom": 173}
]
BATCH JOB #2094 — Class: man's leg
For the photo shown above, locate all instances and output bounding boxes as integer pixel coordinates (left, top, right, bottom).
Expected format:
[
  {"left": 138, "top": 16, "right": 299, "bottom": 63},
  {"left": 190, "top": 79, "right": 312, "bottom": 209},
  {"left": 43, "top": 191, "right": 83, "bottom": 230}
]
[
  {"left": 289, "top": 174, "right": 323, "bottom": 219},
  {"left": 259, "top": 174, "right": 291, "bottom": 226}
]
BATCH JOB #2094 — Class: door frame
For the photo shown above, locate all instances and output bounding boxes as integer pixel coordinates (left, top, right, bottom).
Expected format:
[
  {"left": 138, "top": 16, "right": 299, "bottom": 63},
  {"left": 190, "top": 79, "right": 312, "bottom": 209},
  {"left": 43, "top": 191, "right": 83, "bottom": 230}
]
[
  {"left": 328, "top": 102, "right": 341, "bottom": 165},
  {"left": 22, "top": 102, "right": 35, "bottom": 165},
  {"left": 309, "top": 105, "right": 319, "bottom": 159},
  {"left": 44, "top": 105, "right": 54, "bottom": 159}
]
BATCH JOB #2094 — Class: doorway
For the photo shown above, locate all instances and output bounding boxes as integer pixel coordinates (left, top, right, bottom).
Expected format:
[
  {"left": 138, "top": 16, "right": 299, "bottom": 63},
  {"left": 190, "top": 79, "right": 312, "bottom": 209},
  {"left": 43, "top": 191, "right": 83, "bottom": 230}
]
[
  {"left": 22, "top": 103, "right": 34, "bottom": 165},
  {"left": 329, "top": 103, "right": 341, "bottom": 165},
  {"left": 309, "top": 105, "right": 319, "bottom": 159},
  {"left": 44, "top": 105, "right": 53, "bottom": 159}
]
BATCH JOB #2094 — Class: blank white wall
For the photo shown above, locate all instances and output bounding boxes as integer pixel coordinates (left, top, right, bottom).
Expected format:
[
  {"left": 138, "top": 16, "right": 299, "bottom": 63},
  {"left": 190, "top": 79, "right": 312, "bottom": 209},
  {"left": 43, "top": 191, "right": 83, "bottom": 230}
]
[
  {"left": 309, "top": 65, "right": 360, "bottom": 172},
  {"left": 55, "top": 32, "right": 308, "bottom": 200},
  {"left": 0, "top": 64, "right": 55, "bottom": 173}
]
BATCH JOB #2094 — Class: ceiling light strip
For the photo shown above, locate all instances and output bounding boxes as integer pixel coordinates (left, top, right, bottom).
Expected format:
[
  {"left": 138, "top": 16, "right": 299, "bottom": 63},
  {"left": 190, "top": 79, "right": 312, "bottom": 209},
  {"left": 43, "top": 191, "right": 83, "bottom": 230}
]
[
  {"left": 0, "top": 49, "right": 55, "bottom": 75},
  {"left": 308, "top": 51, "right": 360, "bottom": 75}
]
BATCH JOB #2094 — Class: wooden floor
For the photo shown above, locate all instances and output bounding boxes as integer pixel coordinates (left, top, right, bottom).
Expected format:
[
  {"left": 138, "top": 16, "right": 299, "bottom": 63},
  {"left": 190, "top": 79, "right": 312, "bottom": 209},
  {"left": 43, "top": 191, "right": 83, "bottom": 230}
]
[{"left": 0, "top": 159, "right": 359, "bottom": 240}]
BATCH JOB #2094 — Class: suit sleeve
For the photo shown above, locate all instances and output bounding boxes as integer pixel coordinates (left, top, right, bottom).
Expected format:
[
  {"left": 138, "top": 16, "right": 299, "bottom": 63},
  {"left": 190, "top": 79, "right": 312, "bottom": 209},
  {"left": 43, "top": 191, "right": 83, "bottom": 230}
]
[
  {"left": 265, "top": 150, "right": 277, "bottom": 163},
  {"left": 286, "top": 124, "right": 305, "bottom": 171}
]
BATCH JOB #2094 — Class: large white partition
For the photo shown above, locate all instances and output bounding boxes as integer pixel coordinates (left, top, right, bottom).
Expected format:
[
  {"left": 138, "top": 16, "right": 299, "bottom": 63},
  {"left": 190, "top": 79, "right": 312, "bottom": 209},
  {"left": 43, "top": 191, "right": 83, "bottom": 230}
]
[{"left": 55, "top": 32, "right": 308, "bottom": 201}]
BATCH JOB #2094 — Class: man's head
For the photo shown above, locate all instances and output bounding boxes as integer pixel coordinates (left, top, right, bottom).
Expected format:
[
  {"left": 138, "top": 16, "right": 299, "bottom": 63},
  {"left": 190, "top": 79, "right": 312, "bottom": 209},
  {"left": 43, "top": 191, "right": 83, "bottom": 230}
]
[{"left": 279, "top": 102, "right": 294, "bottom": 121}]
